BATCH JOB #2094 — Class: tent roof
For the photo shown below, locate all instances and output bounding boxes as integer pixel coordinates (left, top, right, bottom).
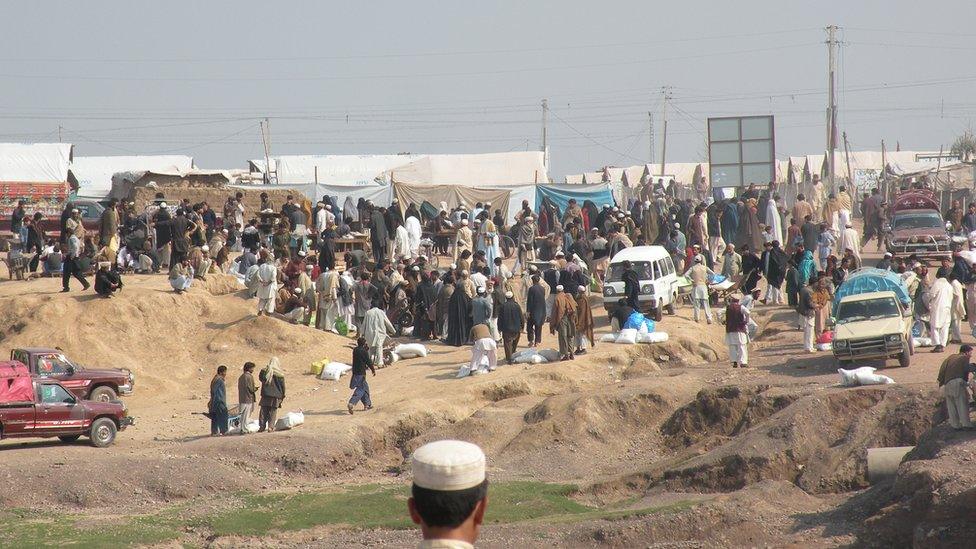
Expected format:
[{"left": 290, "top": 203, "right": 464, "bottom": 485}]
[
  {"left": 582, "top": 172, "right": 605, "bottom": 184},
  {"left": 0, "top": 142, "right": 72, "bottom": 183},
  {"left": 70, "top": 155, "right": 194, "bottom": 199},
  {"left": 603, "top": 167, "right": 625, "bottom": 182},
  {"left": 564, "top": 174, "right": 584, "bottom": 184},
  {"left": 644, "top": 162, "right": 701, "bottom": 184},
  {"left": 385, "top": 151, "right": 547, "bottom": 186},
  {"left": 274, "top": 154, "right": 420, "bottom": 186},
  {"left": 621, "top": 165, "right": 645, "bottom": 186}
]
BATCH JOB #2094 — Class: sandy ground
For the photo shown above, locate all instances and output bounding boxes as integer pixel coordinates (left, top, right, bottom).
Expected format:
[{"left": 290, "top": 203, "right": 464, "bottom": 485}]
[{"left": 0, "top": 241, "right": 965, "bottom": 546}]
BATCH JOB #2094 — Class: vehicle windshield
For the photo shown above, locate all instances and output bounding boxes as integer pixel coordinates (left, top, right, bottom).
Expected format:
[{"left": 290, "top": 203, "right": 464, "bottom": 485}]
[
  {"left": 607, "top": 261, "right": 653, "bottom": 282},
  {"left": 835, "top": 297, "right": 900, "bottom": 324},
  {"left": 36, "top": 353, "right": 75, "bottom": 375},
  {"left": 891, "top": 212, "right": 944, "bottom": 231}
]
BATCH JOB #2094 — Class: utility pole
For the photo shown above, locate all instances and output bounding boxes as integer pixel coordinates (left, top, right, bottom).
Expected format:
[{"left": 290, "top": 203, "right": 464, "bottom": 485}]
[
  {"left": 880, "top": 139, "right": 887, "bottom": 197},
  {"left": 260, "top": 118, "right": 274, "bottom": 184},
  {"left": 825, "top": 25, "right": 840, "bottom": 193},
  {"left": 540, "top": 99, "right": 548, "bottom": 153},
  {"left": 648, "top": 111, "right": 655, "bottom": 164},
  {"left": 842, "top": 131, "right": 853, "bottom": 188},
  {"left": 659, "top": 86, "right": 672, "bottom": 176},
  {"left": 58, "top": 124, "right": 62, "bottom": 143}
]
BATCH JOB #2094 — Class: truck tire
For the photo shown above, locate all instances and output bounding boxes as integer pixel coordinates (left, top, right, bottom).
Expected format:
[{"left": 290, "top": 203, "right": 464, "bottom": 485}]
[
  {"left": 89, "top": 418, "right": 117, "bottom": 448},
  {"left": 898, "top": 348, "right": 911, "bottom": 368},
  {"left": 89, "top": 386, "right": 118, "bottom": 403},
  {"left": 58, "top": 435, "right": 81, "bottom": 443}
]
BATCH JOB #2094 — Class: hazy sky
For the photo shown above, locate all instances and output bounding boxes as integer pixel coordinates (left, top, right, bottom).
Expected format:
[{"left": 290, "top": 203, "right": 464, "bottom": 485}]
[{"left": 2, "top": 1, "right": 975, "bottom": 179}]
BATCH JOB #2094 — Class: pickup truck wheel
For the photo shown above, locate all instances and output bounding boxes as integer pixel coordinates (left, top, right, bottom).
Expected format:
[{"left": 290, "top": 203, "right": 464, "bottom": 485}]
[
  {"left": 898, "top": 348, "right": 911, "bottom": 368},
  {"left": 89, "top": 418, "right": 117, "bottom": 448},
  {"left": 89, "top": 386, "right": 118, "bottom": 403},
  {"left": 58, "top": 435, "right": 81, "bottom": 443}
]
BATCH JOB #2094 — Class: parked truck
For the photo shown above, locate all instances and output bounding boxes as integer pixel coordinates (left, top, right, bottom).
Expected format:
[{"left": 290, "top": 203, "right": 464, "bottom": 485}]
[
  {"left": 883, "top": 188, "right": 952, "bottom": 262},
  {"left": 0, "top": 361, "right": 133, "bottom": 447},
  {"left": 831, "top": 268, "right": 914, "bottom": 368},
  {"left": 10, "top": 348, "right": 134, "bottom": 402},
  {"left": 0, "top": 181, "right": 104, "bottom": 246}
]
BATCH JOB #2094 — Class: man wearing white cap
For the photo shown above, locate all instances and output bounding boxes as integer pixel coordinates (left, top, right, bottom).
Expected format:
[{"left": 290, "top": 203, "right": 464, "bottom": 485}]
[
  {"left": 466, "top": 320, "right": 497, "bottom": 375},
  {"left": 683, "top": 255, "right": 715, "bottom": 324},
  {"left": 454, "top": 219, "right": 473, "bottom": 263},
  {"left": 724, "top": 294, "right": 751, "bottom": 368},
  {"left": 838, "top": 222, "right": 861, "bottom": 264},
  {"left": 550, "top": 285, "right": 578, "bottom": 361},
  {"left": 496, "top": 290, "right": 524, "bottom": 364},
  {"left": 409, "top": 440, "right": 488, "bottom": 548}
]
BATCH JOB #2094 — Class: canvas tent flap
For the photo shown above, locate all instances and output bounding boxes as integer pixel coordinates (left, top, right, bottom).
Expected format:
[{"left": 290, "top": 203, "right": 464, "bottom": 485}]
[
  {"left": 535, "top": 184, "right": 615, "bottom": 217},
  {"left": 70, "top": 155, "right": 193, "bottom": 199},
  {"left": 0, "top": 143, "right": 72, "bottom": 183},
  {"left": 393, "top": 182, "right": 511, "bottom": 220},
  {"left": 274, "top": 154, "right": 421, "bottom": 186},
  {"left": 386, "top": 151, "right": 547, "bottom": 187}
]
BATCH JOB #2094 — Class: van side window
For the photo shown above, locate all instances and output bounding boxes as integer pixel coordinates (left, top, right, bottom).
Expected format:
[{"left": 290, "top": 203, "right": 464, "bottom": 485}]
[
  {"left": 665, "top": 257, "right": 675, "bottom": 275},
  {"left": 653, "top": 260, "right": 663, "bottom": 279}
]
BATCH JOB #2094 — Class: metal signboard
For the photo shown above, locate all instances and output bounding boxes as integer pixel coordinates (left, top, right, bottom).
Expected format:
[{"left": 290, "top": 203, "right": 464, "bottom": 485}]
[{"left": 707, "top": 115, "right": 775, "bottom": 188}]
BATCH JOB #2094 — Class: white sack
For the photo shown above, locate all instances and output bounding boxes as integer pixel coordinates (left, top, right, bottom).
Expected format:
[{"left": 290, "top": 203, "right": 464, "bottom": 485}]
[
  {"left": 320, "top": 362, "right": 352, "bottom": 381},
  {"left": 636, "top": 332, "right": 669, "bottom": 344},
  {"left": 615, "top": 328, "right": 638, "bottom": 345},
  {"left": 394, "top": 343, "right": 429, "bottom": 359},
  {"left": 274, "top": 411, "right": 305, "bottom": 430},
  {"left": 600, "top": 333, "right": 617, "bottom": 343}
]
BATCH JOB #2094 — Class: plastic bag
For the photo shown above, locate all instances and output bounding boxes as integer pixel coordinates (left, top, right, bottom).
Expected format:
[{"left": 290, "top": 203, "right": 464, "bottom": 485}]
[
  {"left": 838, "top": 366, "right": 891, "bottom": 387},
  {"left": 600, "top": 333, "right": 617, "bottom": 343},
  {"left": 911, "top": 320, "right": 923, "bottom": 338},
  {"left": 855, "top": 370, "right": 895, "bottom": 386},
  {"left": 816, "top": 343, "right": 832, "bottom": 352},
  {"left": 636, "top": 332, "right": 669, "bottom": 343},
  {"left": 536, "top": 349, "right": 560, "bottom": 362},
  {"left": 623, "top": 312, "right": 655, "bottom": 333},
  {"left": 336, "top": 318, "right": 349, "bottom": 336},
  {"left": 912, "top": 337, "right": 933, "bottom": 348},
  {"left": 275, "top": 411, "right": 305, "bottom": 430},
  {"left": 394, "top": 343, "right": 429, "bottom": 359},
  {"left": 615, "top": 329, "right": 638, "bottom": 345},
  {"left": 320, "top": 362, "right": 352, "bottom": 381},
  {"left": 816, "top": 331, "right": 834, "bottom": 344}
]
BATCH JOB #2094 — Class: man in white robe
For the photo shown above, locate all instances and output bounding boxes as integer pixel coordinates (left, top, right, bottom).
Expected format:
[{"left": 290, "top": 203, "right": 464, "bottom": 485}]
[
  {"left": 316, "top": 268, "right": 340, "bottom": 332},
  {"left": 927, "top": 272, "right": 954, "bottom": 353},
  {"left": 406, "top": 215, "right": 422, "bottom": 259},
  {"left": 765, "top": 195, "right": 783, "bottom": 243},
  {"left": 256, "top": 259, "right": 278, "bottom": 316},
  {"left": 454, "top": 219, "right": 473, "bottom": 262},
  {"left": 392, "top": 224, "right": 411, "bottom": 261},
  {"left": 363, "top": 303, "right": 395, "bottom": 366},
  {"left": 838, "top": 223, "right": 861, "bottom": 263}
]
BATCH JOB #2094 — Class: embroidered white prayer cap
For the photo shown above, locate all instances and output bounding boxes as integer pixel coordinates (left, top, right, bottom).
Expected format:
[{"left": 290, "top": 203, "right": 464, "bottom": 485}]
[
  {"left": 461, "top": 219, "right": 469, "bottom": 225},
  {"left": 556, "top": 284, "right": 564, "bottom": 291},
  {"left": 476, "top": 286, "right": 486, "bottom": 294},
  {"left": 412, "top": 439, "right": 486, "bottom": 491},
  {"left": 505, "top": 291, "right": 513, "bottom": 298}
]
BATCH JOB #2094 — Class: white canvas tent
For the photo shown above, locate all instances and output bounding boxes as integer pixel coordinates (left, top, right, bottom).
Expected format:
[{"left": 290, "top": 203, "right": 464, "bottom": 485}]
[
  {"left": 581, "top": 172, "right": 605, "bottom": 184},
  {"left": 70, "top": 155, "right": 194, "bottom": 199},
  {"left": 384, "top": 151, "right": 548, "bottom": 187},
  {"left": 0, "top": 143, "right": 72, "bottom": 183},
  {"left": 271, "top": 154, "right": 421, "bottom": 186},
  {"left": 564, "top": 174, "right": 584, "bottom": 185}
]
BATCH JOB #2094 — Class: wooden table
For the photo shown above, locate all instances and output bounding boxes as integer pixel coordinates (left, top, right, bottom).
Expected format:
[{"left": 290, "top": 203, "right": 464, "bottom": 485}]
[{"left": 335, "top": 236, "right": 368, "bottom": 254}]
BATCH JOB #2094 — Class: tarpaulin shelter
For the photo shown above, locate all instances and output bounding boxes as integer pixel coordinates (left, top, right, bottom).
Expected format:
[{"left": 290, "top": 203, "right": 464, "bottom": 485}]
[
  {"left": 581, "top": 172, "right": 605, "bottom": 184},
  {"left": 535, "top": 183, "right": 615, "bottom": 219},
  {"left": 392, "top": 182, "right": 512, "bottom": 221},
  {"left": 0, "top": 361, "right": 34, "bottom": 404},
  {"left": 0, "top": 143, "right": 72, "bottom": 184},
  {"left": 832, "top": 268, "right": 911, "bottom": 311},
  {"left": 70, "top": 155, "right": 193, "bottom": 200},
  {"left": 564, "top": 174, "right": 584, "bottom": 184}
]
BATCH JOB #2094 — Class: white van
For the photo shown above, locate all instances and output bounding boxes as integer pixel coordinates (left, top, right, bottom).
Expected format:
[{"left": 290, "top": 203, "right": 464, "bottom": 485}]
[{"left": 602, "top": 246, "right": 679, "bottom": 315}]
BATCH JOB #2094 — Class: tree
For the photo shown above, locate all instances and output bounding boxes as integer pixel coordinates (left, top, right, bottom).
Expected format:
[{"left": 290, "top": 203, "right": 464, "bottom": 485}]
[{"left": 951, "top": 131, "right": 976, "bottom": 162}]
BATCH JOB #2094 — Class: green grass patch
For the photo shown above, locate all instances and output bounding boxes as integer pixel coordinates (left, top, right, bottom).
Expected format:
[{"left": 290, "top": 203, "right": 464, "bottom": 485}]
[{"left": 0, "top": 482, "right": 697, "bottom": 547}]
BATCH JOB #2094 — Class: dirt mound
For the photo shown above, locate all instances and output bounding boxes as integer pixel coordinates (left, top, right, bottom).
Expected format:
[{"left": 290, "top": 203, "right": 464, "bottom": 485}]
[
  {"left": 661, "top": 385, "right": 801, "bottom": 448},
  {"left": 857, "top": 425, "right": 976, "bottom": 547},
  {"left": 659, "top": 386, "right": 937, "bottom": 494},
  {"left": 410, "top": 380, "right": 697, "bottom": 482}
]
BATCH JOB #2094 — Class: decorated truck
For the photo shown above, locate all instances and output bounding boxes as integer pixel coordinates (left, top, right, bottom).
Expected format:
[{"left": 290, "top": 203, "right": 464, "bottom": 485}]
[
  {"left": 883, "top": 188, "right": 952, "bottom": 261},
  {"left": 10, "top": 348, "right": 134, "bottom": 403},
  {"left": 0, "top": 361, "right": 132, "bottom": 448},
  {"left": 831, "top": 268, "right": 914, "bottom": 368},
  {"left": 0, "top": 181, "right": 104, "bottom": 245}
]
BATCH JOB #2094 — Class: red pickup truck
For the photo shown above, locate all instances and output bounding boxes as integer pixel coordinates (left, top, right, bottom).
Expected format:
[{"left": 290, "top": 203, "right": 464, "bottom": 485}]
[
  {"left": 0, "top": 361, "right": 132, "bottom": 447},
  {"left": 10, "top": 348, "right": 134, "bottom": 403}
]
